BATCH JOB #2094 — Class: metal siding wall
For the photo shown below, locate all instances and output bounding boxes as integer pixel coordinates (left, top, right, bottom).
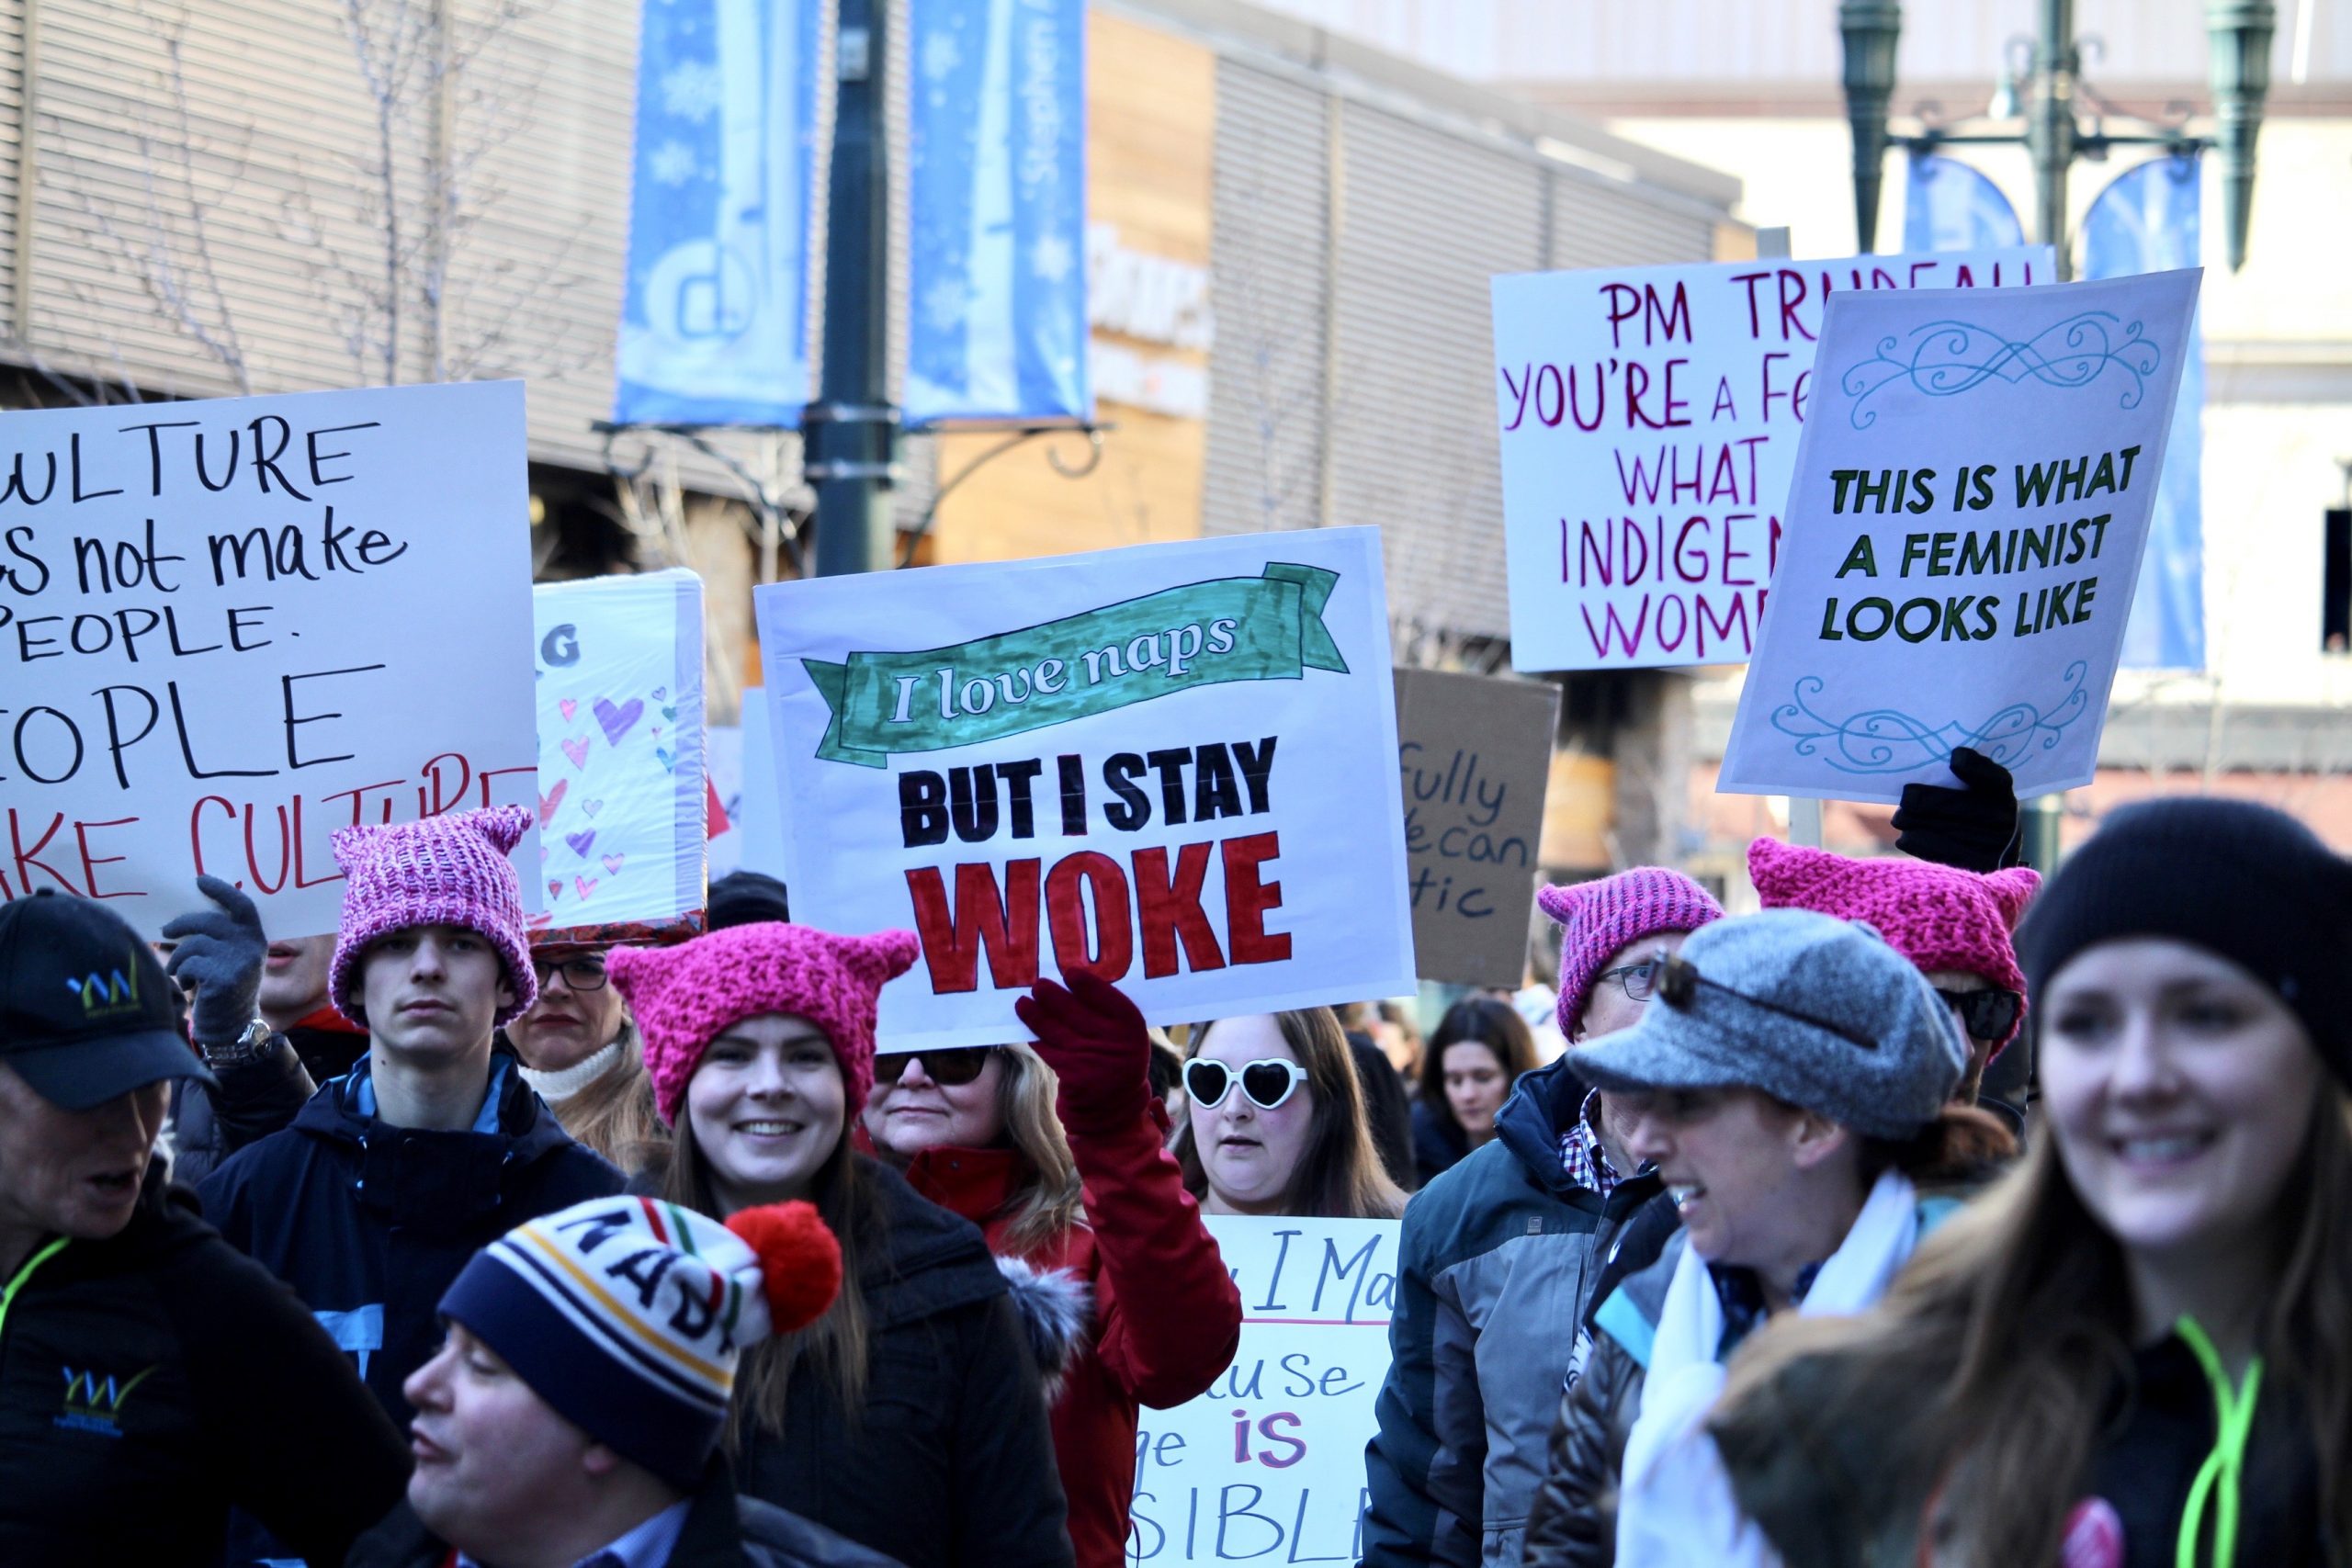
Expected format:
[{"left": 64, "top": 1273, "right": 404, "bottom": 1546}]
[
  {"left": 1548, "top": 173, "right": 1716, "bottom": 271},
  {"left": 0, "top": 0, "right": 22, "bottom": 336}
]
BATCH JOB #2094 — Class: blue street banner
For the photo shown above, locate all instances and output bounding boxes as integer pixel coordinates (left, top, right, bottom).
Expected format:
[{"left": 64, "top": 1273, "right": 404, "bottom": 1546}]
[
  {"left": 614, "top": 0, "right": 820, "bottom": 426},
  {"left": 1903, "top": 152, "right": 2026, "bottom": 254},
  {"left": 905, "top": 0, "right": 1091, "bottom": 425},
  {"left": 2084, "top": 156, "right": 2207, "bottom": 671}
]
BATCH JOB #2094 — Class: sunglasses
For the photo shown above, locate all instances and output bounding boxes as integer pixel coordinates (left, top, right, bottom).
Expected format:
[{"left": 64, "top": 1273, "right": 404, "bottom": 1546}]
[
  {"left": 874, "top": 1046, "right": 999, "bottom": 1088},
  {"left": 1933, "top": 986, "right": 2022, "bottom": 1043},
  {"left": 1182, "top": 1057, "right": 1309, "bottom": 1112},
  {"left": 531, "top": 956, "right": 608, "bottom": 992}
]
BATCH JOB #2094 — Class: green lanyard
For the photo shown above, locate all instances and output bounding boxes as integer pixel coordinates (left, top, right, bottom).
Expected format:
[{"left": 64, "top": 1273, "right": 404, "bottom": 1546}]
[
  {"left": 2174, "top": 1314, "right": 2265, "bottom": 1568},
  {"left": 0, "top": 1236, "right": 70, "bottom": 1344}
]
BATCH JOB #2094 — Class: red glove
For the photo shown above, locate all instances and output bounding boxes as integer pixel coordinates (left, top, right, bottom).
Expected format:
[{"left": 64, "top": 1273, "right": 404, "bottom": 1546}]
[{"left": 1014, "top": 970, "right": 1154, "bottom": 1136}]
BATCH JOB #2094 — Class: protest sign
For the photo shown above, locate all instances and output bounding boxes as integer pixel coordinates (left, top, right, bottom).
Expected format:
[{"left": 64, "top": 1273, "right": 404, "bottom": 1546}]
[
  {"left": 0, "top": 381, "right": 537, "bottom": 937},
  {"left": 1394, "top": 669, "right": 1558, "bottom": 987},
  {"left": 532, "top": 569, "right": 706, "bottom": 929},
  {"left": 755, "top": 527, "right": 1416, "bottom": 1050},
  {"left": 1129, "top": 1214, "right": 1397, "bottom": 1565},
  {"left": 1491, "top": 247, "right": 2053, "bottom": 672},
  {"left": 721, "top": 687, "right": 790, "bottom": 880},
  {"left": 1719, "top": 269, "right": 2201, "bottom": 804}
]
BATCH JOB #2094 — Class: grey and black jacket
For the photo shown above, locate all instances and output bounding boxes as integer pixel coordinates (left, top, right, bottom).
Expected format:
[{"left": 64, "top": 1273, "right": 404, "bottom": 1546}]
[{"left": 1359, "top": 1056, "right": 1660, "bottom": 1568}]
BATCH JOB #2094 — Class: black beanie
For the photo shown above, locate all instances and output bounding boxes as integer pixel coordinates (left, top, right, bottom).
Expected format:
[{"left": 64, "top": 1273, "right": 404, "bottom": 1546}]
[
  {"left": 2017, "top": 796, "right": 2352, "bottom": 1088},
  {"left": 707, "top": 871, "right": 791, "bottom": 930}
]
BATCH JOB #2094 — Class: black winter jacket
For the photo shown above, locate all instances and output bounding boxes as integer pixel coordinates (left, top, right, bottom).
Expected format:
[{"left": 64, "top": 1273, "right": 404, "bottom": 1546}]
[
  {"left": 670, "top": 1156, "right": 1075, "bottom": 1568},
  {"left": 169, "top": 1030, "right": 316, "bottom": 1189},
  {"left": 0, "top": 1168, "right": 407, "bottom": 1567}
]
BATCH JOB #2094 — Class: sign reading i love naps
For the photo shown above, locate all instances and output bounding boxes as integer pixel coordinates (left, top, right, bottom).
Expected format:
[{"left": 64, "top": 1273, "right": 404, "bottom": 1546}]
[{"left": 756, "top": 528, "right": 1416, "bottom": 1050}]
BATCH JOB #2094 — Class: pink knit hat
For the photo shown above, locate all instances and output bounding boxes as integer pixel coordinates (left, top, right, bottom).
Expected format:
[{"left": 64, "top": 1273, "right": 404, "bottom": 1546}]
[
  {"left": 607, "top": 923, "right": 921, "bottom": 1126},
  {"left": 1538, "top": 868, "right": 1725, "bottom": 1038},
  {"left": 1748, "top": 838, "right": 2042, "bottom": 1055},
  {"left": 329, "top": 806, "right": 537, "bottom": 1029}
]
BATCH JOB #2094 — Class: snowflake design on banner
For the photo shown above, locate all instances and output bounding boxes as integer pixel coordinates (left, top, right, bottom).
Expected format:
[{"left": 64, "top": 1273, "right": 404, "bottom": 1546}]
[
  {"left": 661, "top": 60, "right": 724, "bottom": 123},
  {"left": 922, "top": 276, "right": 971, "bottom": 333},
  {"left": 647, "top": 140, "right": 698, "bottom": 187},
  {"left": 1030, "top": 233, "right": 1075, "bottom": 285}
]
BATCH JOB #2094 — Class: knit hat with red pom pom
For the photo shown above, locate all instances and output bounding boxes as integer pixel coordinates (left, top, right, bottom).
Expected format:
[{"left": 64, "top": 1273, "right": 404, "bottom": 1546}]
[
  {"left": 439, "top": 1194, "right": 842, "bottom": 1486},
  {"left": 329, "top": 805, "right": 538, "bottom": 1028},
  {"left": 609, "top": 922, "right": 921, "bottom": 1125}
]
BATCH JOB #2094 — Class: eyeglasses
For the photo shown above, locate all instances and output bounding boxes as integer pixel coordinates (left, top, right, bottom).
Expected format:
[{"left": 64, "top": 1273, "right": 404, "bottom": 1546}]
[
  {"left": 874, "top": 1046, "right": 999, "bottom": 1088},
  {"left": 1655, "top": 951, "right": 1881, "bottom": 1052},
  {"left": 531, "top": 956, "right": 608, "bottom": 992},
  {"left": 1182, "top": 1057, "right": 1309, "bottom": 1112},
  {"left": 1933, "top": 986, "right": 2022, "bottom": 1043},
  {"left": 1595, "top": 960, "right": 1661, "bottom": 1003}
]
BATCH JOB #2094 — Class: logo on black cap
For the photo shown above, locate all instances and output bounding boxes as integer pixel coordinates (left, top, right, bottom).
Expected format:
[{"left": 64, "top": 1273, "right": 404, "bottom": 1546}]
[{"left": 65, "top": 951, "right": 145, "bottom": 1021}]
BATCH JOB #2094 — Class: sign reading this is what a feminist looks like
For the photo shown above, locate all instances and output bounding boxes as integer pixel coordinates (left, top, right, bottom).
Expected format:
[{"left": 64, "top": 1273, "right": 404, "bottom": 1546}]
[
  {"left": 1720, "top": 269, "right": 2201, "bottom": 804},
  {"left": 757, "top": 528, "right": 1416, "bottom": 1049},
  {"left": 0, "top": 382, "right": 537, "bottom": 937}
]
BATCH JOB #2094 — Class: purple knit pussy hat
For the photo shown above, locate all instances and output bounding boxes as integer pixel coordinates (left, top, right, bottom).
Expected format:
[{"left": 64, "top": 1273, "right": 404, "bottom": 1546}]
[
  {"left": 1537, "top": 868, "right": 1724, "bottom": 1038},
  {"left": 329, "top": 805, "right": 537, "bottom": 1029}
]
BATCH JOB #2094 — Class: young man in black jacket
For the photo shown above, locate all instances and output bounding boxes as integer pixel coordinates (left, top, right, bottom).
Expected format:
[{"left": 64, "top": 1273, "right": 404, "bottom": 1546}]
[{"left": 0, "top": 890, "right": 406, "bottom": 1565}]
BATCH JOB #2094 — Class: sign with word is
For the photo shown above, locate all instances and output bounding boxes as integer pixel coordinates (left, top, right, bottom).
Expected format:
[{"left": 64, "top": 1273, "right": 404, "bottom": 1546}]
[
  {"left": 756, "top": 528, "right": 1416, "bottom": 1049},
  {"left": 1491, "top": 247, "right": 2052, "bottom": 671},
  {"left": 1130, "top": 1215, "right": 1397, "bottom": 1564},
  {"left": 0, "top": 382, "right": 538, "bottom": 936},
  {"left": 1721, "top": 269, "right": 2201, "bottom": 803}
]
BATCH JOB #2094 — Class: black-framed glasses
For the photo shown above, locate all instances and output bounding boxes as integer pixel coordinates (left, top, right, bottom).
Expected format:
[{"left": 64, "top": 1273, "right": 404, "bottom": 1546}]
[
  {"left": 1655, "top": 951, "right": 1881, "bottom": 1052},
  {"left": 1182, "top": 1057, "right": 1309, "bottom": 1111},
  {"left": 531, "top": 956, "right": 608, "bottom": 992},
  {"left": 1595, "top": 960, "right": 1661, "bottom": 1003},
  {"left": 1932, "top": 986, "right": 2022, "bottom": 1043},
  {"left": 875, "top": 1046, "right": 999, "bottom": 1088}
]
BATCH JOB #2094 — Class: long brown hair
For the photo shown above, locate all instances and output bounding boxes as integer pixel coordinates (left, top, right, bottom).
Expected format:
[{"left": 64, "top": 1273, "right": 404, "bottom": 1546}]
[
  {"left": 1711, "top": 1089, "right": 2352, "bottom": 1564},
  {"left": 1172, "top": 1007, "right": 1407, "bottom": 1221},
  {"left": 988, "top": 1042, "right": 1086, "bottom": 1256},
  {"left": 1417, "top": 996, "right": 1540, "bottom": 1146}
]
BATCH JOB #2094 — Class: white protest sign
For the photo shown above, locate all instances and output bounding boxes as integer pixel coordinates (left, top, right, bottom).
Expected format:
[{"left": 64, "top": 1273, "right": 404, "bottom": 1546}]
[
  {"left": 755, "top": 527, "right": 1416, "bottom": 1050},
  {"left": 532, "top": 569, "right": 706, "bottom": 928},
  {"left": 0, "top": 381, "right": 537, "bottom": 937},
  {"left": 725, "top": 688, "right": 790, "bottom": 879},
  {"left": 1129, "top": 1215, "right": 1397, "bottom": 1565},
  {"left": 1720, "top": 269, "right": 2201, "bottom": 804},
  {"left": 1491, "top": 248, "right": 2053, "bottom": 672}
]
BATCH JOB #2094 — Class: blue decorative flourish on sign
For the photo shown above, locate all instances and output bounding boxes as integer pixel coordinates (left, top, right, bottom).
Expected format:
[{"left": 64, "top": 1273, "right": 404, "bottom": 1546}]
[
  {"left": 1843, "top": 312, "right": 2163, "bottom": 428},
  {"left": 1769, "top": 661, "right": 2090, "bottom": 774}
]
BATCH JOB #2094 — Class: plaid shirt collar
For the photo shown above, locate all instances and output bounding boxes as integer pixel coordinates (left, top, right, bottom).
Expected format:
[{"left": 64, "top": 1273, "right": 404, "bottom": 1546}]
[{"left": 1556, "top": 1088, "right": 1625, "bottom": 1198}]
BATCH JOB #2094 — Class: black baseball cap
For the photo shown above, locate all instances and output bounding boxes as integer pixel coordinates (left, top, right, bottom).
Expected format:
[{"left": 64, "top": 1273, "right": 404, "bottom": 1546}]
[{"left": 0, "top": 890, "right": 217, "bottom": 1111}]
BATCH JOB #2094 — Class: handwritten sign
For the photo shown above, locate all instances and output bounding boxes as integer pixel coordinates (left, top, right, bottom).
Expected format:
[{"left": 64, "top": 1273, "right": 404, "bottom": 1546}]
[
  {"left": 754, "top": 528, "right": 1416, "bottom": 1050},
  {"left": 1720, "top": 269, "right": 2201, "bottom": 804},
  {"left": 1129, "top": 1215, "right": 1397, "bottom": 1565},
  {"left": 532, "top": 569, "right": 706, "bottom": 928},
  {"left": 1491, "top": 248, "right": 2053, "bottom": 671},
  {"left": 0, "top": 382, "right": 537, "bottom": 936},
  {"left": 1394, "top": 669, "right": 1558, "bottom": 987}
]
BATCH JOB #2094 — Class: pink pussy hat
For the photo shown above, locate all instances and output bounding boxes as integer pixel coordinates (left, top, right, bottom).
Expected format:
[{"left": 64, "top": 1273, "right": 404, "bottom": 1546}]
[
  {"left": 1747, "top": 837, "right": 2041, "bottom": 1055},
  {"left": 1538, "top": 868, "right": 1724, "bottom": 1039},
  {"left": 607, "top": 922, "right": 921, "bottom": 1126},
  {"left": 329, "top": 805, "right": 537, "bottom": 1029}
]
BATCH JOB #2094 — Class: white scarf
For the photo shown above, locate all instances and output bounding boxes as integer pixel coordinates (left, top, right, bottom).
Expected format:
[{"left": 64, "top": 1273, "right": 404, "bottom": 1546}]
[
  {"left": 516, "top": 1033, "right": 628, "bottom": 1104},
  {"left": 1614, "top": 1168, "right": 1922, "bottom": 1568}
]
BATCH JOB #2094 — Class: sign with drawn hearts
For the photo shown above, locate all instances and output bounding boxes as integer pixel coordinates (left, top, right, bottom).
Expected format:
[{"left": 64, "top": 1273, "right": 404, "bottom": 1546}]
[{"left": 532, "top": 569, "right": 707, "bottom": 927}]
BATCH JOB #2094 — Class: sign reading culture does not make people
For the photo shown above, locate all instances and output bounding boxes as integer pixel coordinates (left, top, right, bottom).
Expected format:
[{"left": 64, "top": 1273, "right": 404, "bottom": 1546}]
[
  {"left": 0, "top": 381, "right": 538, "bottom": 937},
  {"left": 1719, "top": 269, "right": 2201, "bottom": 804},
  {"left": 1491, "top": 246, "right": 2052, "bottom": 673},
  {"left": 756, "top": 528, "right": 1417, "bottom": 1050}
]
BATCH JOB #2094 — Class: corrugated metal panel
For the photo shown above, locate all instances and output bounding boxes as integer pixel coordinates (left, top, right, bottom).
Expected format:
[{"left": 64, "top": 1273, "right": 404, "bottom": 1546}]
[
  {"left": 1548, "top": 170, "right": 1717, "bottom": 271},
  {"left": 1328, "top": 98, "right": 1544, "bottom": 641},
  {"left": 1201, "top": 60, "right": 1328, "bottom": 537},
  {"left": 0, "top": 0, "right": 22, "bottom": 339}
]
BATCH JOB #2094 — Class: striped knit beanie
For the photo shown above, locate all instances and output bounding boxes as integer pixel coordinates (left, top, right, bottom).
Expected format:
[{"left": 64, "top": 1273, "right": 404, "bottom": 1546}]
[
  {"left": 1539, "top": 868, "right": 1725, "bottom": 1038},
  {"left": 329, "top": 806, "right": 537, "bottom": 1028},
  {"left": 439, "top": 1195, "right": 842, "bottom": 1486}
]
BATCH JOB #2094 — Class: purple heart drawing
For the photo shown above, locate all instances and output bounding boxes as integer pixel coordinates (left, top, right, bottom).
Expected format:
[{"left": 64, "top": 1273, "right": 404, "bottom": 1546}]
[
  {"left": 560, "top": 737, "right": 591, "bottom": 771},
  {"left": 652, "top": 687, "right": 667, "bottom": 701},
  {"left": 565, "top": 829, "right": 596, "bottom": 858},
  {"left": 574, "top": 875, "right": 598, "bottom": 901},
  {"left": 594, "top": 696, "right": 644, "bottom": 747},
  {"left": 602, "top": 852, "right": 626, "bottom": 875},
  {"left": 559, "top": 698, "right": 579, "bottom": 724}
]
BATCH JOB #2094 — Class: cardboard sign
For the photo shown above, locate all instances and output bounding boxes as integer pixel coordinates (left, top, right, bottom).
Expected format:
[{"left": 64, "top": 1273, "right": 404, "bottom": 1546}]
[
  {"left": 532, "top": 570, "right": 706, "bottom": 928},
  {"left": 0, "top": 382, "right": 537, "bottom": 937},
  {"left": 755, "top": 527, "right": 1416, "bottom": 1050},
  {"left": 1720, "top": 269, "right": 2202, "bottom": 804},
  {"left": 1393, "top": 669, "right": 1559, "bottom": 987},
  {"left": 1491, "top": 248, "right": 2054, "bottom": 672},
  {"left": 1128, "top": 1215, "right": 1397, "bottom": 1564}
]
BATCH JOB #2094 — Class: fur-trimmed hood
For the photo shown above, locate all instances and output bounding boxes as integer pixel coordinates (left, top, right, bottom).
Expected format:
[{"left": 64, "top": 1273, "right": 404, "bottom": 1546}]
[{"left": 994, "top": 1253, "right": 1092, "bottom": 1402}]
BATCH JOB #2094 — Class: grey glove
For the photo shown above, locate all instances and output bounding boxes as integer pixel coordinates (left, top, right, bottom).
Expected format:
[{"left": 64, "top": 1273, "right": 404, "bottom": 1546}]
[{"left": 163, "top": 874, "right": 269, "bottom": 1045}]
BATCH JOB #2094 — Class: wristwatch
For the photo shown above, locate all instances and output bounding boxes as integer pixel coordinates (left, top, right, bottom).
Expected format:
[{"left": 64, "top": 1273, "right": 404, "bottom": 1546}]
[{"left": 198, "top": 1017, "right": 276, "bottom": 1067}]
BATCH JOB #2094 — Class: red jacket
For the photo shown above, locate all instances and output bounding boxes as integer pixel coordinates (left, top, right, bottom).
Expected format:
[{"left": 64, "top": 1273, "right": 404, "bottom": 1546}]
[{"left": 902, "top": 1108, "right": 1241, "bottom": 1568}]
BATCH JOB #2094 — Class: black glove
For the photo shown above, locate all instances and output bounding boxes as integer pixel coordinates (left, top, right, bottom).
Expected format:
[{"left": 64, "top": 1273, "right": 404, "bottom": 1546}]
[
  {"left": 1893, "top": 747, "right": 2021, "bottom": 873},
  {"left": 163, "top": 874, "right": 269, "bottom": 1044}
]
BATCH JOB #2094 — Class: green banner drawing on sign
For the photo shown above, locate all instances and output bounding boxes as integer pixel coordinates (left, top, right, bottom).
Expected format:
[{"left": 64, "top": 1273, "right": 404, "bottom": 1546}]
[{"left": 805, "top": 562, "right": 1347, "bottom": 767}]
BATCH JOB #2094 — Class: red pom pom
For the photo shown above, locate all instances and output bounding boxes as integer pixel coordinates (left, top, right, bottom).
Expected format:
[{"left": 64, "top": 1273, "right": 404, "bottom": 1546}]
[{"left": 724, "top": 1201, "right": 843, "bottom": 1336}]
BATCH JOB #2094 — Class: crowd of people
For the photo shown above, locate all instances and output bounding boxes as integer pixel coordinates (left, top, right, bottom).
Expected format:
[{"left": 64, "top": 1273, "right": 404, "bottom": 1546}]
[{"left": 1, "top": 744, "right": 2345, "bottom": 1567}]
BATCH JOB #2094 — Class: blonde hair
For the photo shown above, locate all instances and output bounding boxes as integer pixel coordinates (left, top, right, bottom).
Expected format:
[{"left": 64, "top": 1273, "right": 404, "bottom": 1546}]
[
  {"left": 989, "top": 1042, "right": 1085, "bottom": 1256},
  {"left": 558, "top": 1022, "right": 666, "bottom": 1171},
  {"left": 1172, "top": 1006, "right": 1406, "bottom": 1221}
]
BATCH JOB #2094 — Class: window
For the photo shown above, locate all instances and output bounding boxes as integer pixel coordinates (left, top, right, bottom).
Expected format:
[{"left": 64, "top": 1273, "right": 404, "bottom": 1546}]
[{"left": 2326, "top": 509, "right": 2352, "bottom": 653}]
